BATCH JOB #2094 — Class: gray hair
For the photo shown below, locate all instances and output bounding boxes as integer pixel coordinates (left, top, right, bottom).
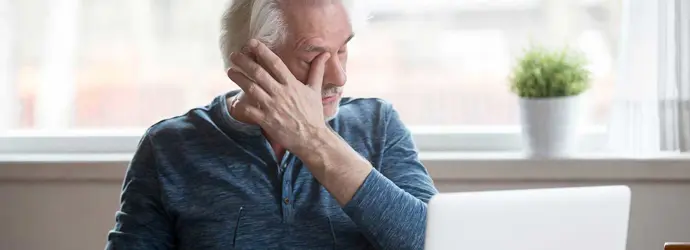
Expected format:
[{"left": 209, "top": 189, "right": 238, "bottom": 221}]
[{"left": 219, "top": 0, "right": 363, "bottom": 70}]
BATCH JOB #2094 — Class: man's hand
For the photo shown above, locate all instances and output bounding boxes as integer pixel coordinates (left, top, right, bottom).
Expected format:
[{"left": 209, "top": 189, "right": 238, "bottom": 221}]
[
  {"left": 227, "top": 39, "right": 332, "bottom": 155},
  {"left": 228, "top": 39, "right": 372, "bottom": 206}
]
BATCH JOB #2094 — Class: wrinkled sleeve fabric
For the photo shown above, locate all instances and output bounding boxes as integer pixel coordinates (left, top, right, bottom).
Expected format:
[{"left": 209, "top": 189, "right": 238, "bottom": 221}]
[
  {"left": 342, "top": 103, "right": 439, "bottom": 250},
  {"left": 105, "top": 133, "right": 175, "bottom": 250}
]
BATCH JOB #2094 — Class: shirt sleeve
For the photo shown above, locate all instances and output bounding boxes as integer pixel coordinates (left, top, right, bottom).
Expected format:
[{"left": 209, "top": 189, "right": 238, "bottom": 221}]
[
  {"left": 342, "top": 103, "right": 439, "bottom": 250},
  {"left": 105, "top": 133, "right": 175, "bottom": 250}
]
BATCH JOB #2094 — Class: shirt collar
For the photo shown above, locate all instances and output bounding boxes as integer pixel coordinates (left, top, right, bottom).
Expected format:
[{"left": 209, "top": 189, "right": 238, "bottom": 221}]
[{"left": 214, "top": 90, "right": 263, "bottom": 136}]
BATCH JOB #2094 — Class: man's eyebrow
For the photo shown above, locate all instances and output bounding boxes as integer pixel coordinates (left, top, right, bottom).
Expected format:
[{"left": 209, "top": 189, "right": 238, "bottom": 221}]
[
  {"left": 303, "top": 33, "right": 355, "bottom": 52},
  {"left": 343, "top": 33, "right": 355, "bottom": 44}
]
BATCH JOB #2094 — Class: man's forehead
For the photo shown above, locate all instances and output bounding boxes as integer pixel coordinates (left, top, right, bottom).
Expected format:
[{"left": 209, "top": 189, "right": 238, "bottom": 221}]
[
  {"left": 302, "top": 33, "right": 354, "bottom": 52},
  {"left": 278, "top": 0, "right": 352, "bottom": 48},
  {"left": 277, "top": 0, "right": 342, "bottom": 6},
  {"left": 278, "top": 0, "right": 349, "bottom": 24},
  {"left": 278, "top": 0, "right": 340, "bottom": 8}
]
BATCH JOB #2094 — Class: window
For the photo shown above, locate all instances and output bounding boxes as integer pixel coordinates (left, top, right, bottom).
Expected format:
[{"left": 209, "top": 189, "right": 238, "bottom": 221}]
[{"left": 1, "top": 0, "right": 620, "bottom": 153}]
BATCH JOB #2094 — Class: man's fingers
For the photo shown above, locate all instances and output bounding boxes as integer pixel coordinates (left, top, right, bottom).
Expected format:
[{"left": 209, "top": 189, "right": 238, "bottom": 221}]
[
  {"left": 246, "top": 39, "right": 294, "bottom": 84},
  {"left": 227, "top": 67, "right": 271, "bottom": 106},
  {"left": 230, "top": 51, "right": 280, "bottom": 96},
  {"left": 307, "top": 52, "right": 331, "bottom": 92}
]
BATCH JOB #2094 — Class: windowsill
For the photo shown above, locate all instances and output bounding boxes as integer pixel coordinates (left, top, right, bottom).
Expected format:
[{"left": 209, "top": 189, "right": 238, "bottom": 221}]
[
  {"left": 420, "top": 152, "right": 690, "bottom": 181},
  {"left": 1, "top": 152, "right": 690, "bottom": 182}
]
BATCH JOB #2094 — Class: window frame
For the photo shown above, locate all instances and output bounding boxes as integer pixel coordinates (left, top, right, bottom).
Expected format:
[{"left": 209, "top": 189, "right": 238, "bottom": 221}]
[
  {"left": 0, "top": 126, "right": 608, "bottom": 155},
  {"left": 0, "top": 0, "right": 617, "bottom": 156}
]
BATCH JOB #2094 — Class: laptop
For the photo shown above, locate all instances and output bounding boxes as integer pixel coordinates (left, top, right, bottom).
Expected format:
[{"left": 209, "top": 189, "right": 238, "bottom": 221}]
[{"left": 424, "top": 185, "right": 631, "bottom": 250}]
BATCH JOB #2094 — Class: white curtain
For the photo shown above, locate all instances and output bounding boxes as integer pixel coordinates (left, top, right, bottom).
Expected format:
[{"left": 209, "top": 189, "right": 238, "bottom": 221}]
[
  {"left": 659, "top": 0, "right": 690, "bottom": 152},
  {"left": 608, "top": 0, "right": 690, "bottom": 155},
  {"left": 0, "top": 0, "right": 17, "bottom": 131}
]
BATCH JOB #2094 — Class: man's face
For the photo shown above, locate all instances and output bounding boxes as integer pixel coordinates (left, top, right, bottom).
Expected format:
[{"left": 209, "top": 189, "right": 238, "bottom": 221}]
[{"left": 274, "top": 0, "right": 353, "bottom": 119}]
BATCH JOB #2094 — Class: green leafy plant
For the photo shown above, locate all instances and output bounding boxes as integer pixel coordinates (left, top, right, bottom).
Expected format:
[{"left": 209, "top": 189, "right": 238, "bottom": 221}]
[{"left": 509, "top": 45, "right": 591, "bottom": 98}]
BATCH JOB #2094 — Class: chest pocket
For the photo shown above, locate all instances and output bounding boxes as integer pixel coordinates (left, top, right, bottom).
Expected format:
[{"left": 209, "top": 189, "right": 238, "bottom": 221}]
[
  {"left": 232, "top": 207, "right": 244, "bottom": 249},
  {"left": 174, "top": 202, "right": 282, "bottom": 250},
  {"left": 230, "top": 205, "right": 285, "bottom": 249}
]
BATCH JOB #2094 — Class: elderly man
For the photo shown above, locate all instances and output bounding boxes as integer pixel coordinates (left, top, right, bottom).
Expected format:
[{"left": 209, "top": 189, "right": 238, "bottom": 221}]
[{"left": 105, "top": 0, "right": 438, "bottom": 249}]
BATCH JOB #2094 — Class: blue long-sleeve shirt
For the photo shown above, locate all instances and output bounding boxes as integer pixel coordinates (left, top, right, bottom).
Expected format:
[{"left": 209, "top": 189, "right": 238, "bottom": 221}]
[{"left": 105, "top": 90, "right": 438, "bottom": 249}]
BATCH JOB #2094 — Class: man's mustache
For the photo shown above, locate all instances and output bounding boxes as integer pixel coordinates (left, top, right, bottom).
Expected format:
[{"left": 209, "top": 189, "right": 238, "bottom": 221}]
[{"left": 322, "top": 85, "right": 343, "bottom": 96}]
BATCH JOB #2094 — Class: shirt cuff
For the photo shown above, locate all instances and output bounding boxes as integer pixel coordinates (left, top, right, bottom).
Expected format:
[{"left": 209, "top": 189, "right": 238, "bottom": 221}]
[
  {"left": 341, "top": 168, "right": 429, "bottom": 249},
  {"left": 342, "top": 169, "right": 405, "bottom": 225}
]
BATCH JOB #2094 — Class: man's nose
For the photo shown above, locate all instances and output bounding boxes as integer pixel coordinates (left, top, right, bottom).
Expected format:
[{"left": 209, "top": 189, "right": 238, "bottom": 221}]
[{"left": 323, "top": 55, "right": 346, "bottom": 87}]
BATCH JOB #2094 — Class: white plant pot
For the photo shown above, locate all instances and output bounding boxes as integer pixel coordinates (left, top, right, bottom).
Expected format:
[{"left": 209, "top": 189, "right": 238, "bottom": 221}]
[{"left": 519, "top": 94, "right": 584, "bottom": 158}]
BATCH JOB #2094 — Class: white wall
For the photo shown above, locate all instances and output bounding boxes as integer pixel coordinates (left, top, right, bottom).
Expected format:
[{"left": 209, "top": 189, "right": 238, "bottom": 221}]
[
  {"left": 0, "top": 181, "right": 120, "bottom": 250},
  {"left": 1, "top": 157, "right": 689, "bottom": 250}
]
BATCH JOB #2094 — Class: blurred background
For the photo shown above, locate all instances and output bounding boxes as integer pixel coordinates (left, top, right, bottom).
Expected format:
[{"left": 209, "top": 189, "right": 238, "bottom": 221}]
[
  {"left": 1, "top": 0, "right": 620, "bottom": 131},
  {"left": 3, "top": 2, "right": 690, "bottom": 250}
]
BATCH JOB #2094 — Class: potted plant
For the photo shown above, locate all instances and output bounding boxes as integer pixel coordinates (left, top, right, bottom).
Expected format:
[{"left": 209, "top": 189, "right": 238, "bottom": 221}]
[{"left": 509, "top": 45, "right": 591, "bottom": 158}]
